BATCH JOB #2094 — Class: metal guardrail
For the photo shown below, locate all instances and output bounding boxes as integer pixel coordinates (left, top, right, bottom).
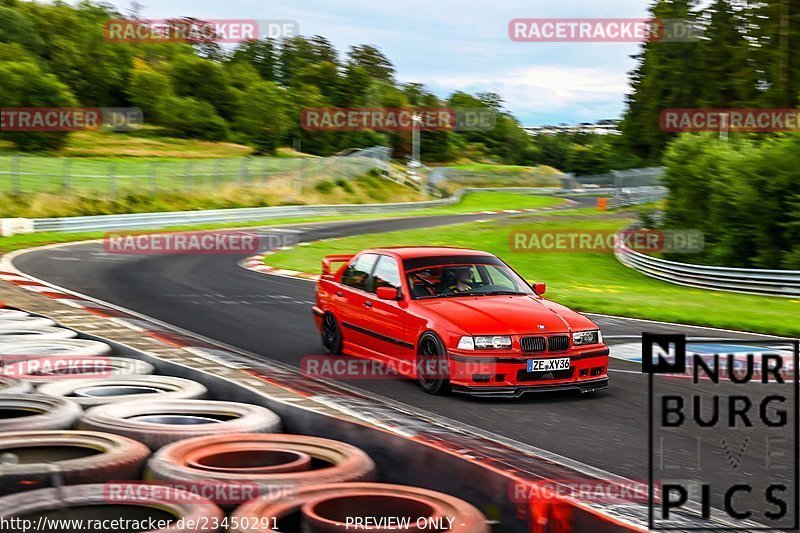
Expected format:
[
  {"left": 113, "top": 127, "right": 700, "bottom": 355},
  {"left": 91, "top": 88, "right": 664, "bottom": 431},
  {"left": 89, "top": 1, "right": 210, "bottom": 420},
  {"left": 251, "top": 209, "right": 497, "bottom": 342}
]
[{"left": 615, "top": 243, "right": 800, "bottom": 298}]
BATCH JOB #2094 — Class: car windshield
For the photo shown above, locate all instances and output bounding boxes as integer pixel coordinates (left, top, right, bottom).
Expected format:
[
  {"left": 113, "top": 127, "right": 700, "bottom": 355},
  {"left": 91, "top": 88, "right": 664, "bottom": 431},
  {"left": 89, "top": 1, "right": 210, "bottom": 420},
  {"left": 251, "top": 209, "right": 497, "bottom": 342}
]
[{"left": 406, "top": 261, "right": 534, "bottom": 299}]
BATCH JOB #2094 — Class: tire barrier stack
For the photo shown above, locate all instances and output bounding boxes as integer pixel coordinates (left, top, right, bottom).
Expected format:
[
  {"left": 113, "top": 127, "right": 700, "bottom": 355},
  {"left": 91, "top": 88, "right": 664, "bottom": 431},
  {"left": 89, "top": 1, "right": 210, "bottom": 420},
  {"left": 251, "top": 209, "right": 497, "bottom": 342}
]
[{"left": 0, "top": 304, "right": 491, "bottom": 532}]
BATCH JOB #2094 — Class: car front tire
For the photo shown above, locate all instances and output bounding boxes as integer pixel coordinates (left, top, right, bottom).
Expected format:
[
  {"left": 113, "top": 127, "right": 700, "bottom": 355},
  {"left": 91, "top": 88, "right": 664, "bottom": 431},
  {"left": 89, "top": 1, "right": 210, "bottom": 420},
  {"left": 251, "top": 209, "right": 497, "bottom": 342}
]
[{"left": 416, "top": 332, "right": 451, "bottom": 395}]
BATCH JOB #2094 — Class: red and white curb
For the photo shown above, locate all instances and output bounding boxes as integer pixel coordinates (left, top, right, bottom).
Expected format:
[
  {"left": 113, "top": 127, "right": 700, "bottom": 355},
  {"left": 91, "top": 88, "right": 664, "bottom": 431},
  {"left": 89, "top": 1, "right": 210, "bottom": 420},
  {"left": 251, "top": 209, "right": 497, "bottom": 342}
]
[{"left": 240, "top": 249, "right": 320, "bottom": 282}]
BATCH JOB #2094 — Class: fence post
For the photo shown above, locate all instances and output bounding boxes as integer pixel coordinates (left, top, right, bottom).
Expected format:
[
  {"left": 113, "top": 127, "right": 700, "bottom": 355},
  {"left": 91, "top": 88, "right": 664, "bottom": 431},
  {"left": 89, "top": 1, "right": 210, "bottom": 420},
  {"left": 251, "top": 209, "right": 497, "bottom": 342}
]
[
  {"left": 239, "top": 157, "right": 250, "bottom": 184},
  {"left": 612, "top": 170, "right": 623, "bottom": 190},
  {"left": 184, "top": 161, "right": 193, "bottom": 192},
  {"left": 149, "top": 161, "right": 157, "bottom": 195},
  {"left": 108, "top": 163, "right": 117, "bottom": 199},
  {"left": 262, "top": 157, "right": 270, "bottom": 185},
  {"left": 61, "top": 159, "right": 72, "bottom": 192},
  {"left": 11, "top": 154, "right": 21, "bottom": 195}
]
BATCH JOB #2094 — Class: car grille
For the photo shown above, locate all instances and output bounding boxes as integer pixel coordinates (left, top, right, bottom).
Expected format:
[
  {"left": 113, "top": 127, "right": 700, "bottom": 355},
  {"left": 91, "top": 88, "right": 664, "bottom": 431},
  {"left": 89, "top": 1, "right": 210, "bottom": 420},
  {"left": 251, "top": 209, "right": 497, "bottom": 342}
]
[
  {"left": 520, "top": 336, "right": 546, "bottom": 352},
  {"left": 516, "top": 367, "right": 574, "bottom": 382},
  {"left": 548, "top": 335, "right": 570, "bottom": 352}
]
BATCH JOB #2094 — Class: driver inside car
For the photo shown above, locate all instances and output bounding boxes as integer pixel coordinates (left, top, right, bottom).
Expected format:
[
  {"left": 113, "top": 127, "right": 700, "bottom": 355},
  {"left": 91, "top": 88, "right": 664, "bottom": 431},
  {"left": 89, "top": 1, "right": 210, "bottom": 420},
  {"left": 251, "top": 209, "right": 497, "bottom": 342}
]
[{"left": 444, "top": 266, "right": 475, "bottom": 293}]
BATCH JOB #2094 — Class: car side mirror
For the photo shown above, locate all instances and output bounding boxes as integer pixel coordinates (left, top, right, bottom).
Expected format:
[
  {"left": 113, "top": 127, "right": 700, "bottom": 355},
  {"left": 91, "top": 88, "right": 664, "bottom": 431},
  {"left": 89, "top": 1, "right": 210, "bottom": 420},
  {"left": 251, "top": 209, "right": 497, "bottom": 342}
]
[
  {"left": 376, "top": 286, "right": 400, "bottom": 300},
  {"left": 532, "top": 282, "right": 546, "bottom": 295}
]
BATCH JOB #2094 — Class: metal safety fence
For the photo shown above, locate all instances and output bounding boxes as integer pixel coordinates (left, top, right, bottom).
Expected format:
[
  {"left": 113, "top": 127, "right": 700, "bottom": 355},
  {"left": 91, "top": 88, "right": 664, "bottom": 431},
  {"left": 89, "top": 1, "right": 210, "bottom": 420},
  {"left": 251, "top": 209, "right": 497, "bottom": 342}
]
[
  {"left": 615, "top": 242, "right": 800, "bottom": 298},
  {"left": 0, "top": 147, "right": 388, "bottom": 199}
]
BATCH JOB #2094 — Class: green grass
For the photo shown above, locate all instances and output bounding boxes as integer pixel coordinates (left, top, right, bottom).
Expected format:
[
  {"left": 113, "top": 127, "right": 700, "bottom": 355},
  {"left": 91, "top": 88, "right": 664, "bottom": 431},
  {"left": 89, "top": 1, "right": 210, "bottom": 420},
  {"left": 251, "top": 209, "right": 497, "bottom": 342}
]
[
  {"left": 435, "top": 163, "right": 563, "bottom": 190},
  {"left": 0, "top": 192, "right": 560, "bottom": 253},
  {"left": 264, "top": 210, "right": 800, "bottom": 337},
  {"left": 446, "top": 162, "right": 542, "bottom": 173},
  {"left": 410, "top": 192, "right": 562, "bottom": 215},
  {"left": 57, "top": 130, "right": 256, "bottom": 158}
]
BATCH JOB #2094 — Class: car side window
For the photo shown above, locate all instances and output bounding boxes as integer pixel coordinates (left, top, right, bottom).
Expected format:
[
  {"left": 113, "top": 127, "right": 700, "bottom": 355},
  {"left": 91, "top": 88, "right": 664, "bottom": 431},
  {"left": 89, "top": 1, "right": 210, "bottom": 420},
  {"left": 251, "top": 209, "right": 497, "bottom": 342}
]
[
  {"left": 341, "top": 253, "right": 378, "bottom": 291},
  {"left": 372, "top": 255, "right": 401, "bottom": 293}
]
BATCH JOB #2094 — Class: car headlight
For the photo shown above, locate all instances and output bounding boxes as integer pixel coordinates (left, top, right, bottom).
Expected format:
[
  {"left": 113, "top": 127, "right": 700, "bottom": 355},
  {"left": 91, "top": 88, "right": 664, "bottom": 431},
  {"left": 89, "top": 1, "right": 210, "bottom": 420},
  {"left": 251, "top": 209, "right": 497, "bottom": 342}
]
[
  {"left": 572, "top": 330, "right": 602, "bottom": 345},
  {"left": 457, "top": 336, "right": 512, "bottom": 350}
]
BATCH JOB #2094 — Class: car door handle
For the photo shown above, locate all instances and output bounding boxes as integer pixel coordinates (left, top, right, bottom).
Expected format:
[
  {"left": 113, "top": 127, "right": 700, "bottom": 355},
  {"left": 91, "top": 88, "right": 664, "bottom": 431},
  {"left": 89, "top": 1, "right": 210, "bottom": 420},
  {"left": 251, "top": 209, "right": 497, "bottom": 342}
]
[
  {"left": 336, "top": 291, "right": 343, "bottom": 297},
  {"left": 364, "top": 301, "right": 372, "bottom": 308}
]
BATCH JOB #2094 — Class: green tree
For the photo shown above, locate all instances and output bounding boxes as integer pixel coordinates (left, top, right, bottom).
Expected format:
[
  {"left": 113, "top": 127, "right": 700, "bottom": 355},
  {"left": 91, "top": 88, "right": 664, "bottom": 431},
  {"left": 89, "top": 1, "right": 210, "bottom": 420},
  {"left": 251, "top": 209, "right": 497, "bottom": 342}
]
[
  {"left": 170, "top": 56, "right": 236, "bottom": 119},
  {"left": 0, "top": 5, "right": 45, "bottom": 53},
  {"left": 0, "top": 52, "right": 77, "bottom": 151},
  {"left": 233, "top": 81, "right": 288, "bottom": 154},
  {"left": 23, "top": 2, "right": 133, "bottom": 106},
  {"left": 231, "top": 39, "right": 277, "bottom": 81},
  {"left": 620, "top": 0, "right": 702, "bottom": 160},
  {"left": 158, "top": 96, "right": 230, "bottom": 141},
  {"left": 127, "top": 60, "right": 173, "bottom": 123},
  {"left": 348, "top": 45, "right": 395, "bottom": 82}
]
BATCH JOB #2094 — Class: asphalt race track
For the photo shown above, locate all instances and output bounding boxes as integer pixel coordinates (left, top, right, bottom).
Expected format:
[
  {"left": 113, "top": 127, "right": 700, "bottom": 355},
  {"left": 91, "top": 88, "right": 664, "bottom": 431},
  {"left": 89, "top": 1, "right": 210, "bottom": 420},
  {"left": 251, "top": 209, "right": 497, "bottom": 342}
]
[{"left": 13, "top": 211, "right": 795, "bottom": 522}]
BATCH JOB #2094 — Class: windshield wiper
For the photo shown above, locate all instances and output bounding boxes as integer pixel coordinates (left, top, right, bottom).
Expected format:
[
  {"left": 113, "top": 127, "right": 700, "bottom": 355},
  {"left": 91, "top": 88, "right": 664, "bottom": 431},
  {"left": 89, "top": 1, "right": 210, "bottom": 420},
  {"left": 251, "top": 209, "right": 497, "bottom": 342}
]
[{"left": 481, "top": 290, "right": 527, "bottom": 296}]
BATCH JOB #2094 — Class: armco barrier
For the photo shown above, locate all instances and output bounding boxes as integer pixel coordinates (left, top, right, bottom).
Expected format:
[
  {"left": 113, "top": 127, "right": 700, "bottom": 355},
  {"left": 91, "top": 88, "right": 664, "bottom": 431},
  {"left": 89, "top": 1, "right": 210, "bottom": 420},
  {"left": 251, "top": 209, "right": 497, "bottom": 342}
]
[
  {"left": 27, "top": 185, "right": 656, "bottom": 234},
  {"left": 615, "top": 242, "right": 800, "bottom": 297}
]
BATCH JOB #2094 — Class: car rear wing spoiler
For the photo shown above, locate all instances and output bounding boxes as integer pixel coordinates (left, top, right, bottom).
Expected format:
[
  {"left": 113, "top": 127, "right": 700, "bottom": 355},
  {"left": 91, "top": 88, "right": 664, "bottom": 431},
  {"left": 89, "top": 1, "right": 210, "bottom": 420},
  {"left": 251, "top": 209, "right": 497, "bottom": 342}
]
[{"left": 321, "top": 254, "right": 354, "bottom": 278}]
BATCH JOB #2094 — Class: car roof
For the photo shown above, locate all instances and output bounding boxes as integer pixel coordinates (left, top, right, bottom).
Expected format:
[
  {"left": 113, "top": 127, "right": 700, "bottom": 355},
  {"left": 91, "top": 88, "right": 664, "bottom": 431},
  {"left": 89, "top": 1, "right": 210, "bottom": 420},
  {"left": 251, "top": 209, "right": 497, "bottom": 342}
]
[{"left": 363, "top": 246, "right": 496, "bottom": 259}]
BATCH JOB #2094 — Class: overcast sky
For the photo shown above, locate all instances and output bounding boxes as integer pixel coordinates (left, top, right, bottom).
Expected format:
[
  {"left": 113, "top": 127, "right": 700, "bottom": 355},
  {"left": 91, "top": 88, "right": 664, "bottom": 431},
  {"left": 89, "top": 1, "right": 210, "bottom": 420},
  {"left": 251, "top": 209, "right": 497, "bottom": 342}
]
[{"left": 97, "top": 0, "right": 652, "bottom": 125}]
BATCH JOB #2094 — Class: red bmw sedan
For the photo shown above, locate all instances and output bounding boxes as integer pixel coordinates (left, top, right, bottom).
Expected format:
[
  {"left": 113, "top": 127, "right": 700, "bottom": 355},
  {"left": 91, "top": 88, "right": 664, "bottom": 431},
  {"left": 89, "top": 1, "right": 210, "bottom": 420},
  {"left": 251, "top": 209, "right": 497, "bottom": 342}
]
[{"left": 312, "top": 247, "right": 609, "bottom": 398}]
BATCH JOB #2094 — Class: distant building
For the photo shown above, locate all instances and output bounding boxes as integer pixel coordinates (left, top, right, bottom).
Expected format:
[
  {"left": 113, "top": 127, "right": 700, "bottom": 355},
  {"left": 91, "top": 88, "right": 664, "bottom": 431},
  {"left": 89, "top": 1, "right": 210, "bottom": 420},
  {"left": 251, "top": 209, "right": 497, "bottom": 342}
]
[{"left": 523, "top": 119, "right": 621, "bottom": 136}]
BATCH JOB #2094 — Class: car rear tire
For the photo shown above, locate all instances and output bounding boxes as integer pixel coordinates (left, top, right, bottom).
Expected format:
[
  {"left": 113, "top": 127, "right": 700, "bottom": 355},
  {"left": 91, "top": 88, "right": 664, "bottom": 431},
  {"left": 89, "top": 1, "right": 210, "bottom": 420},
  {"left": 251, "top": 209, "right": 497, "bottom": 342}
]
[
  {"left": 321, "top": 312, "right": 343, "bottom": 355},
  {"left": 416, "top": 332, "right": 450, "bottom": 395}
]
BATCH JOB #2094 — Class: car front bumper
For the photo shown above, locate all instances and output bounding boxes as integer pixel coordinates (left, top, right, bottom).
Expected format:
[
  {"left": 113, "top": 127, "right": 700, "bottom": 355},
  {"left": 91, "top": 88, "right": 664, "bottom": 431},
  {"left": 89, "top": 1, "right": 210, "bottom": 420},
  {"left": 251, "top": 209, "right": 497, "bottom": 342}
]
[
  {"left": 445, "top": 346, "right": 610, "bottom": 394},
  {"left": 451, "top": 377, "right": 609, "bottom": 398}
]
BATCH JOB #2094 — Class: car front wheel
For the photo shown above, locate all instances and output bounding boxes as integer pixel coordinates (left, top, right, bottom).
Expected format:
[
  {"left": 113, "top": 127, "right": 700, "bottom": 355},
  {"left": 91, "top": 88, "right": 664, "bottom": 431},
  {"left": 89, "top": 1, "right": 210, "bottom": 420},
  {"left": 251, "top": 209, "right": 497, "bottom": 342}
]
[{"left": 417, "top": 332, "right": 450, "bottom": 395}]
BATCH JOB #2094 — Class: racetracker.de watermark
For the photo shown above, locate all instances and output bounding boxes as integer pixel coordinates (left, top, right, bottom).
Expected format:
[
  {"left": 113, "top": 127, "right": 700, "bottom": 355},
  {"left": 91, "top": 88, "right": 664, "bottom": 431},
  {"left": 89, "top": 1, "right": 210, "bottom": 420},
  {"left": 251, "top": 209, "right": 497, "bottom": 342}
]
[
  {"left": 104, "top": 230, "right": 260, "bottom": 255},
  {"left": 508, "top": 18, "right": 700, "bottom": 42},
  {"left": 509, "top": 479, "right": 656, "bottom": 505},
  {"left": 1, "top": 108, "right": 142, "bottom": 132},
  {"left": 301, "top": 356, "right": 497, "bottom": 380},
  {"left": 661, "top": 109, "right": 800, "bottom": 133},
  {"left": 1, "top": 356, "right": 114, "bottom": 379},
  {"left": 509, "top": 229, "right": 704, "bottom": 254},
  {"left": 104, "top": 481, "right": 296, "bottom": 505},
  {"left": 300, "top": 107, "right": 496, "bottom": 132},
  {"left": 104, "top": 19, "right": 298, "bottom": 43}
]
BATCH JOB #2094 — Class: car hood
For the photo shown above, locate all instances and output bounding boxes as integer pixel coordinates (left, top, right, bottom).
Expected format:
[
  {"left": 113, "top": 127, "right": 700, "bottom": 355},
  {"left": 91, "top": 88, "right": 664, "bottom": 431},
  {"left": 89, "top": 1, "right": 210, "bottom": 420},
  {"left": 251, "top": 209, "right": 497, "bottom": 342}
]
[{"left": 415, "top": 295, "right": 599, "bottom": 336}]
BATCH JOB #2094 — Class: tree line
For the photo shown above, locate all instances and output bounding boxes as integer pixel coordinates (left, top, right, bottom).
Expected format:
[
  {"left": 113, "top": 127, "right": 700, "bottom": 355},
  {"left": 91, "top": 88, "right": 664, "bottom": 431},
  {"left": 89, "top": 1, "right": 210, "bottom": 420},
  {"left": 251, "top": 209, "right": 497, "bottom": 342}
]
[
  {"left": 622, "top": 0, "right": 800, "bottom": 160},
  {"left": 0, "top": 0, "right": 639, "bottom": 175},
  {"left": 622, "top": 0, "right": 800, "bottom": 267}
]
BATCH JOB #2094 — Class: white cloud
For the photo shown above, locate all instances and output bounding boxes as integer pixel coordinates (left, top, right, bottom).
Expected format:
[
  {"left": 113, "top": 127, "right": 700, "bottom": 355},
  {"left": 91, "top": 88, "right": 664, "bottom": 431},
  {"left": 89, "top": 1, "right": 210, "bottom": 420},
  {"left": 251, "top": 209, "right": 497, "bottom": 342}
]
[{"left": 418, "top": 65, "right": 630, "bottom": 123}]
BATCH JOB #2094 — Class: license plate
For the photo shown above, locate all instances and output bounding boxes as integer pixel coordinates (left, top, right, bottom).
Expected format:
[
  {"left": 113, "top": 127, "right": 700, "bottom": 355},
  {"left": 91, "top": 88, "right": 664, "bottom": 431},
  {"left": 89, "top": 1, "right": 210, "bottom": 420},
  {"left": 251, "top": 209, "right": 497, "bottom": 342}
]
[{"left": 527, "top": 357, "right": 570, "bottom": 372}]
